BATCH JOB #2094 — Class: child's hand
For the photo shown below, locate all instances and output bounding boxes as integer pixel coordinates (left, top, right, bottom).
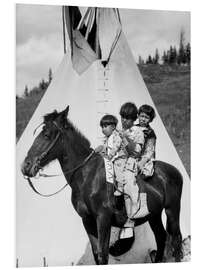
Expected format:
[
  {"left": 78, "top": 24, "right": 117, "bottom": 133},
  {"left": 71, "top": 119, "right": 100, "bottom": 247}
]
[
  {"left": 138, "top": 161, "right": 144, "bottom": 172},
  {"left": 138, "top": 158, "right": 147, "bottom": 172},
  {"left": 118, "top": 130, "right": 124, "bottom": 137},
  {"left": 122, "top": 130, "right": 128, "bottom": 137},
  {"left": 95, "top": 145, "right": 104, "bottom": 153}
]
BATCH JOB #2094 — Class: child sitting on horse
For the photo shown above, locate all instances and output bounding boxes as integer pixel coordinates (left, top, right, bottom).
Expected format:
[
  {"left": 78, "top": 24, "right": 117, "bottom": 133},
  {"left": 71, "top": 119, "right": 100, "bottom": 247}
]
[
  {"left": 137, "top": 104, "right": 156, "bottom": 178},
  {"left": 95, "top": 114, "right": 128, "bottom": 188},
  {"left": 116, "top": 104, "right": 155, "bottom": 237},
  {"left": 119, "top": 102, "right": 147, "bottom": 223}
]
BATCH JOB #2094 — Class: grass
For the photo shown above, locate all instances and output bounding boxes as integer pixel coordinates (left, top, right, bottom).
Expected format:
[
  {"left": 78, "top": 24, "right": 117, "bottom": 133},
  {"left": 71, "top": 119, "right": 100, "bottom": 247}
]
[
  {"left": 16, "top": 64, "right": 190, "bottom": 175},
  {"left": 139, "top": 64, "right": 190, "bottom": 175},
  {"left": 16, "top": 89, "right": 46, "bottom": 141}
]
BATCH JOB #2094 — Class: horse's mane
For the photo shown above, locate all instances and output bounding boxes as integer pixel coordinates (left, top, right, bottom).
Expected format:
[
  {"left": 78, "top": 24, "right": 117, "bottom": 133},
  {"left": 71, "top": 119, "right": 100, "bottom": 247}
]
[
  {"left": 43, "top": 110, "right": 91, "bottom": 152},
  {"left": 44, "top": 110, "right": 59, "bottom": 123}
]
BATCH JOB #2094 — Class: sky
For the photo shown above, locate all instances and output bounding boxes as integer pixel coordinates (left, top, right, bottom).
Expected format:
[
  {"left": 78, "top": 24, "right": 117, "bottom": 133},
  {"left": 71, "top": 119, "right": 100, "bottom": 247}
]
[{"left": 16, "top": 4, "right": 190, "bottom": 95}]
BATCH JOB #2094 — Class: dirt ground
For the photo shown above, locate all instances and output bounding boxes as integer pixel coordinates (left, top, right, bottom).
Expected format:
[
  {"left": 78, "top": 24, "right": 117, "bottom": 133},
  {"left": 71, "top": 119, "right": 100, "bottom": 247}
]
[{"left": 78, "top": 225, "right": 191, "bottom": 265}]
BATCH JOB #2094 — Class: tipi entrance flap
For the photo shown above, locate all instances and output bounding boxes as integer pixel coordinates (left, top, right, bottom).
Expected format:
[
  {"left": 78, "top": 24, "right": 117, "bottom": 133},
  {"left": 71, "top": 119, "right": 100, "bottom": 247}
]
[
  {"left": 71, "top": 29, "right": 98, "bottom": 74},
  {"left": 64, "top": 7, "right": 123, "bottom": 73},
  {"left": 98, "top": 8, "right": 122, "bottom": 61},
  {"left": 64, "top": 6, "right": 99, "bottom": 74}
]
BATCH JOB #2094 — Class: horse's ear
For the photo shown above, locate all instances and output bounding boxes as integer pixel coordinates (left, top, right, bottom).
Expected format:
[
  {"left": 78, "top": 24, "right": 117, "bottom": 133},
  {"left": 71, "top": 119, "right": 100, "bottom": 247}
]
[
  {"left": 59, "top": 106, "right": 69, "bottom": 128},
  {"left": 62, "top": 105, "right": 69, "bottom": 118}
]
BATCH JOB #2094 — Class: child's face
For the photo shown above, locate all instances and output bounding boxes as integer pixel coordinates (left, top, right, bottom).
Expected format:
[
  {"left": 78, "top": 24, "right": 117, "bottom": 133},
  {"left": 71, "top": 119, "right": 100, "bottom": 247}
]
[
  {"left": 121, "top": 117, "right": 134, "bottom": 130},
  {"left": 102, "top": 124, "right": 115, "bottom": 137},
  {"left": 138, "top": 112, "right": 151, "bottom": 127}
]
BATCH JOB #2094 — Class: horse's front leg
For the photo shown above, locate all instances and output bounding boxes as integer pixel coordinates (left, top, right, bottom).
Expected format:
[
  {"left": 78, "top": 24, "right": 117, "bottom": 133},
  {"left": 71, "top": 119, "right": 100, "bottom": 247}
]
[
  {"left": 82, "top": 216, "right": 99, "bottom": 264},
  {"left": 96, "top": 210, "right": 112, "bottom": 265}
]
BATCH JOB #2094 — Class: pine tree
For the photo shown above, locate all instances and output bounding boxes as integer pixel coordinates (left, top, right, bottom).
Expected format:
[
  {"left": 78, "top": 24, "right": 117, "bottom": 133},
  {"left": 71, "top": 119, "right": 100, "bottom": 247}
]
[
  {"left": 178, "top": 29, "right": 186, "bottom": 65},
  {"left": 146, "top": 55, "right": 153, "bottom": 64},
  {"left": 167, "top": 50, "right": 171, "bottom": 64},
  {"left": 138, "top": 55, "right": 144, "bottom": 65},
  {"left": 173, "top": 46, "right": 178, "bottom": 64},
  {"left": 169, "top": 46, "right": 177, "bottom": 64},
  {"left": 154, "top": 48, "right": 159, "bottom": 64},
  {"left": 24, "top": 85, "right": 29, "bottom": 97},
  {"left": 186, "top": 43, "right": 190, "bottom": 65},
  {"left": 169, "top": 46, "right": 173, "bottom": 64},
  {"left": 48, "top": 68, "right": 53, "bottom": 84},
  {"left": 162, "top": 50, "right": 168, "bottom": 64},
  {"left": 39, "top": 79, "right": 47, "bottom": 90}
]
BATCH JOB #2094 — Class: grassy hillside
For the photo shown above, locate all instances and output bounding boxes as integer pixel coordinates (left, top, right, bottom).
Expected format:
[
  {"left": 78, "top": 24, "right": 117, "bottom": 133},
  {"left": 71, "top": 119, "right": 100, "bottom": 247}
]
[
  {"left": 140, "top": 64, "right": 190, "bottom": 175},
  {"left": 16, "top": 89, "right": 46, "bottom": 141},
  {"left": 16, "top": 64, "right": 190, "bottom": 175}
]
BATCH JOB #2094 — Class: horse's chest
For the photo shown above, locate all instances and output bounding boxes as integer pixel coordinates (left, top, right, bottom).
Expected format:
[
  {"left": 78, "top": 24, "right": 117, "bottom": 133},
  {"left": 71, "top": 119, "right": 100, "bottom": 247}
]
[{"left": 72, "top": 196, "right": 89, "bottom": 218}]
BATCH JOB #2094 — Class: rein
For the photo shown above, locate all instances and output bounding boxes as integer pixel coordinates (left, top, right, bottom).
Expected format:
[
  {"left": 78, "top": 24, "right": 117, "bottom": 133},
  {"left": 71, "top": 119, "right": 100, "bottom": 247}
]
[
  {"left": 25, "top": 176, "right": 69, "bottom": 197},
  {"left": 39, "top": 150, "right": 95, "bottom": 180},
  {"left": 26, "top": 119, "right": 95, "bottom": 197},
  {"left": 25, "top": 150, "right": 95, "bottom": 197}
]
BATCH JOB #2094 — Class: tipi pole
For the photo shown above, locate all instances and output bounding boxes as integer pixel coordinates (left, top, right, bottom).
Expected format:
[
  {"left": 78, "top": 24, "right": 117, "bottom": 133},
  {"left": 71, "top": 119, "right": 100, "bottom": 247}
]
[
  {"left": 62, "top": 6, "right": 66, "bottom": 54},
  {"left": 16, "top": 258, "right": 19, "bottom": 268},
  {"left": 116, "top": 8, "right": 122, "bottom": 25},
  {"left": 43, "top": 257, "right": 48, "bottom": 267}
]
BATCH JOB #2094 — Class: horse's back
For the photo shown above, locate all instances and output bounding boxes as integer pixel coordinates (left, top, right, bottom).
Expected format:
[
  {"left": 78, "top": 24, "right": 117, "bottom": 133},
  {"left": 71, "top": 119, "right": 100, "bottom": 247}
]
[
  {"left": 137, "top": 160, "right": 183, "bottom": 213},
  {"left": 155, "top": 160, "right": 183, "bottom": 186}
]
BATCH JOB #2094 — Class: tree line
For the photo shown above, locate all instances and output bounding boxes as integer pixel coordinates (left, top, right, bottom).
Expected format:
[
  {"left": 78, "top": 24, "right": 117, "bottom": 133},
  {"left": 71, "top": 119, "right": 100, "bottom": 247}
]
[
  {"left": 17, "top": 29, "right": 190, "bottom": 99},
  {"left": 139, "top": 30, "right": 190, "bottom": 65},
  {"left": 17, "top": 68, "right": 53, "bottom": 99}
]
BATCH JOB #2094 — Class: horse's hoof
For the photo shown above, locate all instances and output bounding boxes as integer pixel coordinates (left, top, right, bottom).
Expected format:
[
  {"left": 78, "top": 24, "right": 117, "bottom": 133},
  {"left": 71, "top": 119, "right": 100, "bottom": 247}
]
[
  {"left": 149, "top": 250, "right": 157, "bottom": 263},
  {"left": 109, "top": 232, "right": 135, "bottom": 257}
]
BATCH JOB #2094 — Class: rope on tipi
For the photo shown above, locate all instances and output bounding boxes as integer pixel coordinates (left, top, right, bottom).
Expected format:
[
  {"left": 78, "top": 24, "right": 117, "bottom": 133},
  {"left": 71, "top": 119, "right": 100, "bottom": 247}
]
[{"left": 62, "top": 6, "right": 66, "bottom": 54}]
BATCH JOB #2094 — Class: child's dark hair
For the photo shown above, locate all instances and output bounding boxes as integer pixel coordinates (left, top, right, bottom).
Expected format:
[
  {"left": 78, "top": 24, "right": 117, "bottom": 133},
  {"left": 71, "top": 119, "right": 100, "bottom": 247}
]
[
  {"left": 100, "top": 114, "right": 118, "bottom": 127},
  {"left": 119, "top": 102, "right": 138, "bottom": 121},
  {"left": 138, "top": 104, "right": 156, "bottom": 121}
]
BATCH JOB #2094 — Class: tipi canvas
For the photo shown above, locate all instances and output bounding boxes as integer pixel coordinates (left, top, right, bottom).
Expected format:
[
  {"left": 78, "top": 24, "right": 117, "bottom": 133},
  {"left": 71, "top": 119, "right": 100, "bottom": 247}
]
[{"left": 16, "top": 6, "right": 190, "bottom": 267}]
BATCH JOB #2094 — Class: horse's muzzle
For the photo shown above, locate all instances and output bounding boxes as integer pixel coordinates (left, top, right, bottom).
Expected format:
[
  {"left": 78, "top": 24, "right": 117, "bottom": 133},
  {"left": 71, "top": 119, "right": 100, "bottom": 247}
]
[{"left": 21, "top": 157, "right": 39, "bottom": 177}]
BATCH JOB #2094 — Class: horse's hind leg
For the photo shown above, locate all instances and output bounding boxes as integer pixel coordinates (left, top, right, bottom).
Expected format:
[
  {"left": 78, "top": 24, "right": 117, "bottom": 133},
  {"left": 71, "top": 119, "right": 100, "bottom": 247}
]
[
  {"left": 82, "top": 216, "right": 99, "bottom": 265},
  {"left": 149, "top": 214, "right": 167, "bottom": 262},
  {"left": 165, "top": 207, "right": 183, "bottom": 262}
]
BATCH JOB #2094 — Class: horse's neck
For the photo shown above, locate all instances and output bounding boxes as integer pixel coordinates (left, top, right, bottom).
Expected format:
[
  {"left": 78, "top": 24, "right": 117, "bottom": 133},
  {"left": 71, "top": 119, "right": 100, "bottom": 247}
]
[{"left": 58, "top": 133, "right": 90, "bottom": 181}]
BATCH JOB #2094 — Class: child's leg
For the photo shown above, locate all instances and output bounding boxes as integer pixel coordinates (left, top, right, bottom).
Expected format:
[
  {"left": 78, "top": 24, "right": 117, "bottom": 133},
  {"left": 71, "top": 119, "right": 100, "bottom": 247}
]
[
  {"left": 141, "top": 160, "right": 154, "bottom": 177},
  {"left": 124, "top": 174, "right": 139, "bottom": 217},
  {"left": 103, "top": 158, "right": 114, "bottom": 183},
  {"left": 114, "top": 182, "right": 124, "bottom": 196},
  {"left": 113, "top": 159, "right": 126, "bottom": 195},
  {"left": 123, "top": 158, "right": 140, "bottom": 217}
]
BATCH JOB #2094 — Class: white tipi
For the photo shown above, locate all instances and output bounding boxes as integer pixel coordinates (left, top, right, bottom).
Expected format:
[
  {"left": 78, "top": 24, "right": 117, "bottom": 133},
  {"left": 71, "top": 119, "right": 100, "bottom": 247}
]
[{"left": 16, "top": 7, "right": 190, "bottom": 266}]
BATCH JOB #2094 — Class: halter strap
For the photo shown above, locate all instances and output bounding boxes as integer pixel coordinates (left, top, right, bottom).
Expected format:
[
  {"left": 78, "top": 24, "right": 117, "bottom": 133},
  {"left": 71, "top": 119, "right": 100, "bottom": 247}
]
[
  {"left": 25, "top": 176, "right": 68, "bottom": 197},
  {"left": 26, "top": 150, "right": 95, "bottom": 197},
  {"left": 37, "top": 121, "right": 62, "bottom": 163},
  {"left": 39, "top": 150, "right": 95, "bottom": 179}
]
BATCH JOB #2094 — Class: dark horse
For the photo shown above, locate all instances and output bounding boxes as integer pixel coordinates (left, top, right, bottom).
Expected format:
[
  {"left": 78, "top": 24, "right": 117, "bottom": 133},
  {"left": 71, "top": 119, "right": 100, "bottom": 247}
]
[{"left": 21, "top": 106, "right": 183, "bottom": 264}]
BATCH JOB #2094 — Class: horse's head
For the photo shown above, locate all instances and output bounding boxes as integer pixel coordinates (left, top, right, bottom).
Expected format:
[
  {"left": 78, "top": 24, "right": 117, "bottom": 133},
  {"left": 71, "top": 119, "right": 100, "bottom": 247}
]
[{"left": 21, "top": 106, "right": 70, "bottom": 177}]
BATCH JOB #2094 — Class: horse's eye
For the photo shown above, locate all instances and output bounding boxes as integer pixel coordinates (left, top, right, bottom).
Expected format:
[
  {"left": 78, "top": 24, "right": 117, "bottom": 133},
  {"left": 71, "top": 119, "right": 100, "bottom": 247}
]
[
  {"left": 44, "top": 134, "right": 49, "bottom": 139},
  {"left": 43, "top": 131, "right": 50, "bottom": 140}
]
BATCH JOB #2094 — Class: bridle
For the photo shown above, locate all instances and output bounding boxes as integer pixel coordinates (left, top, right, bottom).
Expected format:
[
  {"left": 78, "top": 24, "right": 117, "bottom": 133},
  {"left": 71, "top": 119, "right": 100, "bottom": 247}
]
[
  {"left": 25, "top": 121, "right": 95, "bottom": 197},
  {"left": 33, "top": 122, "right": 62, "bottom": 171}
]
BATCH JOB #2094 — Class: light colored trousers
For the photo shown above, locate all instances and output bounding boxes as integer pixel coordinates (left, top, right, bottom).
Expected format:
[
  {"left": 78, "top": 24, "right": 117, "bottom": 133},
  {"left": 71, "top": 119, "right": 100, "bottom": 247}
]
[{"left": 114, "top": 157, "right": 139, "bottom": 218}]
